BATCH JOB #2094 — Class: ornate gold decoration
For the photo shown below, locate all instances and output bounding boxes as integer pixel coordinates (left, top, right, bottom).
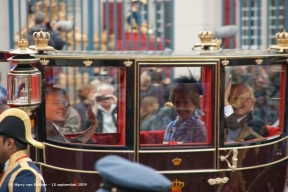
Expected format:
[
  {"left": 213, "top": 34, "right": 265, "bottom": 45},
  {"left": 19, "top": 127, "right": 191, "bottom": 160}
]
[
  {"left": 39, "top": 58, "right": 50, "bottom": 65},
  {"left": 267, "top": 29, "right": 288, "bottom": 53},
  {"left": 207, "top": 177, "right": 229, "bottom": 185},
  {"left": 172, "top": 157, "right": 182, "bottom": 166},
  {"left": 9, "top": 38, "right": 37, "bottom": 56},
  {"left": 255, "top": 58, "right": 263, "bottom": 65},
  {"left": 28, "top": 29, "right": 57, "bottom": 53},
  {"left": 123, "top": 60, "right": 133, "bottom": 67},
  {"left": 83, "top": 59, "right": 93, "bottom": 66},
  {"left": 171, "top": 179, "right": 184, "bottom": 192},
  {"left": 164, "top": 102, "right": 174, "bottom": 108},
  {"left": 18, "top": 38, "right": 29, "bottom": 50},
  {"left": 220, "top": 149, "right": 238, "bottom": 172},
  {"left": 211, "top": 38, "right": 222, "bottom": 47},
  {"left": 221, "top": 59, "right": 229, "bottom": 66},
  {"left": 192, "top": 30, "right": 220, "bottom": 50}
]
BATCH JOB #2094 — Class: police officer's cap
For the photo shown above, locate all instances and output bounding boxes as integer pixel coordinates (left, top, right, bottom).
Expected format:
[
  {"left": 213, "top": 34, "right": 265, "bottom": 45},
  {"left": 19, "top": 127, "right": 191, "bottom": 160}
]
[
  {"left": 95, "top": 155, "right": 171, "bottom": 192},
  {"left": 0, "top": 108, "right": 45, "bottom": 149}
]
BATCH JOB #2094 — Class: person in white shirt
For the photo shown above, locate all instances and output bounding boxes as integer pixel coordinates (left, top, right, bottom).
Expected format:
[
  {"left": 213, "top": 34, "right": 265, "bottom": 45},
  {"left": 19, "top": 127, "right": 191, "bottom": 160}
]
[
  {"left": 83, "top": 83, "right": 118, "bottom": 133},
  {"left": 224, "top": 79, "right": 268, "bottom": 142},
  {"left": 45, "top": 87, "right": 98, "bottom": 143}
]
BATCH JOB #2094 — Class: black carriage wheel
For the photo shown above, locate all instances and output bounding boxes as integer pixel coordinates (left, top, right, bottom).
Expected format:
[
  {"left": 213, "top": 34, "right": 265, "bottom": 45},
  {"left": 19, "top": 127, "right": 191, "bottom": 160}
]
[{"left": 247, "top": 163, "right": 287, "bottom": 192}]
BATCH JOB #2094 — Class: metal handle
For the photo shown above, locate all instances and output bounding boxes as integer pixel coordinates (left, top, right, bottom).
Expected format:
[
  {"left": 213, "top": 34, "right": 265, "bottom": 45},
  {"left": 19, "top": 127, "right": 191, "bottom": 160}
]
[
  {"left": 207, "top": 177, "right": 229, "bottom": 185},
  {"left": 220, "top": 149, "right": 238, "bottom": 172}
]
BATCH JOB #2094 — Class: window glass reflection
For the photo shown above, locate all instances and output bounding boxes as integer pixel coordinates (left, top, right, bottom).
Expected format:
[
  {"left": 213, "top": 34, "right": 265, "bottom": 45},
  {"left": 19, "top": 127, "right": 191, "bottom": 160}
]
[
  {"left": 139, "top": 66, "right": 212, "bottom": 146},
  {"left": 224, "top": 65, "right": 283, "bottom": 145},
  {"left": 44, "top": 66, "right": 126, "bottom": 146}
]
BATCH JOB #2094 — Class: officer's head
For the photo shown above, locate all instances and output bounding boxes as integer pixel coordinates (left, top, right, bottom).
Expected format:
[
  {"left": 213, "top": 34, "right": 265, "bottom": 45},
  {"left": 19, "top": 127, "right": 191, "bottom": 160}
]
[
  {"left": 95, "top": 155, "right": 171, "bottom": 192},
  {"left": 0, "top": 108, "right": 45, "bottom": 163}
]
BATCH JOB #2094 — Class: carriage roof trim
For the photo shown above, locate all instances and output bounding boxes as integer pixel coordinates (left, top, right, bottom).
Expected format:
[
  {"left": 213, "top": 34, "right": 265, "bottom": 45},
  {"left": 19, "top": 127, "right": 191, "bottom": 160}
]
[{"left": 1, "top": 49, "right": 288, "bottom": 60}]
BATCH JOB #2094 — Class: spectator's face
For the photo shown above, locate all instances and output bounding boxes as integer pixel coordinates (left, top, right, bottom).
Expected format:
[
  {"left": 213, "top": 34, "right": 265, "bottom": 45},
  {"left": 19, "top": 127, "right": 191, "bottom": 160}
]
[
  {"left": 229, "top": 86, "right": 255, "bottom": 118},
  {"left": 98, "top": 89, "right": 113, "bottom": 108},
  {"left": 174, "top": 93, "right": 195, "bottom": 121},
  {"left": 45, "top": 93, "right": 68, "bottom": 122}
]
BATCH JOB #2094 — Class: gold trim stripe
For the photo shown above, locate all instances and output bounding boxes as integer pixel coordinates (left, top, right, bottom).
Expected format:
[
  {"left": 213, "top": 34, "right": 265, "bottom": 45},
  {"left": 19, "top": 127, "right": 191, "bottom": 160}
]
[
  {"left": 37, "top": 153, "right": 288, "bottom": 175},
  {"left": 220, "top": 135, "right": 288, "bottom": 150},
  {"left": 38, "top": 162, "right": 98, "bottom": 174},
  {"left": 139, "top": 148, "right": 215, "bottom": 153},
  {"left": 44, "top": 142, "right": 134, "bottom": 153}
]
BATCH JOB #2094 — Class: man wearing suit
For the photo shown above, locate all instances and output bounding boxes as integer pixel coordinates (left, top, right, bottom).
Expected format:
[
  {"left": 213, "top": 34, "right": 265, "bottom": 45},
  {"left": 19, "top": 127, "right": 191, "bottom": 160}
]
[
  {"left": 0, "top": 108, "right": 46, "bottom": 192},
  {"left": 224, "top": 80, "right": 268, "bottom": 142},
  {"left": 45, "top": 87, "right": 98, "bottom": 143}
]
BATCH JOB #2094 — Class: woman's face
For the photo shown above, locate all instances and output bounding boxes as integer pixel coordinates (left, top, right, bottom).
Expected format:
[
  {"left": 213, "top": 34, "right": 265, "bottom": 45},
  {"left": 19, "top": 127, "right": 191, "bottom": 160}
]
[{"left": 174, "top": 93, "right": 195, "bottom": 121}]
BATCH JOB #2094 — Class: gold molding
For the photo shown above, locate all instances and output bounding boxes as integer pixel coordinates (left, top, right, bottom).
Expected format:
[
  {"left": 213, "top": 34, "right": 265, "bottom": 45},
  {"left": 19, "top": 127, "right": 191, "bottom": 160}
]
[
  {"left": 38, "top": 162, "right": 98, "bottom": 174},
  {"left": 43, "top": 142, "right": 134, "bottom": 153},
  {"left": 139, "top": 148, "right": 215, "bottom": 153},
  {"left": 255, "top": 58, "right": 263, "bottom": 65},
  {"left": 220, "top": 149, "right": 238, "bottom": 172},
  {"left": 171, "top": 179, "right": 185, "bottom": 192},
  {"left": 83, "top": 59, "right": 93, "bottom": 66},
  {"left": 220, "top": 135, "right": 287, "bottom": 150},
  {"left": 221, "top": 59, "right": 229, "bottom": 66},
  {"left": 207, "top": 177, "right": 229, "bottom": 185},
  {"left": 36, "top": 154, "right": 288, "bottom": 175},
  {"left": 172, "top": 157, "right": 182, "bottom": 166},
  {"left": 123, "top": 60, "right": 133, "bottom": 67}
]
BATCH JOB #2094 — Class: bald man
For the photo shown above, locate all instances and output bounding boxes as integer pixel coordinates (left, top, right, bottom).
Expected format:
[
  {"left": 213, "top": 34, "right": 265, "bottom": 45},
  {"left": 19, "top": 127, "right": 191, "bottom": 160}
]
[{"left": 224, "top": 80, "right": 268, "bottom": 142}]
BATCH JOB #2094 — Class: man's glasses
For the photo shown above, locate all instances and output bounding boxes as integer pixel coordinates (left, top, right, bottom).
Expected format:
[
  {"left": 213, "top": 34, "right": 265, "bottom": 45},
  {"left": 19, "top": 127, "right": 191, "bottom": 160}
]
[
  {"left": 229, "top": 97, "right": 253, "bottom": 103},
  {"left": 48, "top": 101, "right": 69, "bottom": 107}
]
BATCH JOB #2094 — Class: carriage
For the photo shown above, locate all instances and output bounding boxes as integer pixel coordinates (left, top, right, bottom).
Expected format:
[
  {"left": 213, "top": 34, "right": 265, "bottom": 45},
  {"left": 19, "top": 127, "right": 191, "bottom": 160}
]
[{"left": 0, "top": 29, "right": 288, "bottom": 192}]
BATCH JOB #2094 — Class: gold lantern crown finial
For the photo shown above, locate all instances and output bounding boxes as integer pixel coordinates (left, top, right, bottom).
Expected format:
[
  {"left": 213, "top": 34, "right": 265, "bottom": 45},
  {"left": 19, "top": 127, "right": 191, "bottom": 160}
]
[
  {"left": 192, "top": 29, "right": 219, "bottom": 50},
  {"left": 171, "top": 179, "right": 185, "bottom": 192},
  {"left": 18, "top": 38, "right": 29, "bottom": 50},
  {"left": 267, "top": 29, "right": 288, "bottom": 52},
  {"left": 198, "top": 29, "right": 214, "bottom": 43},
  {"left": 275, "top": 29, "right": 288, "bottom": 47},
  {"left": 32, "top": 28, "right": 51, "bottom": 49}
]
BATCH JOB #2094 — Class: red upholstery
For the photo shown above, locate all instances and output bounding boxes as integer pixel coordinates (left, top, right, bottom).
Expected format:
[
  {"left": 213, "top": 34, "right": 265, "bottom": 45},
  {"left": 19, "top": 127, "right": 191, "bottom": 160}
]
[
  {"left": 140, "top": 126, "right": 279, "bottom": 145},
  {"left": 64, "top": 132, "right": 121, "bottom": 145},
  {"left": 140, "top": 130, "right": 166, "bottom": 144},
  {"left": 266, "top": 125, "right": 279, "bottom": 136}
]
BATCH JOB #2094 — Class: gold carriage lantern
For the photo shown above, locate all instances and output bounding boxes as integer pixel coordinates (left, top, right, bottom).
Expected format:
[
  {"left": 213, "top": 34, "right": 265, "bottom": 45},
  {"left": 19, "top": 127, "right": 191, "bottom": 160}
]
[{"left": 6, "top": 38, "right": 41, "bottom": 115}]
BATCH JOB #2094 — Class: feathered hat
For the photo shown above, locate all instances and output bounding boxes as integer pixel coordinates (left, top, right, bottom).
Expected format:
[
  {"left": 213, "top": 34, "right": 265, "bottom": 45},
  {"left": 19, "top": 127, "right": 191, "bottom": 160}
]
[
  {"left": 0, "top": 108, "right": 45, "bottom": 149},
  {"left": 165, "top": 72, "right": 204, "bottom": 108}
]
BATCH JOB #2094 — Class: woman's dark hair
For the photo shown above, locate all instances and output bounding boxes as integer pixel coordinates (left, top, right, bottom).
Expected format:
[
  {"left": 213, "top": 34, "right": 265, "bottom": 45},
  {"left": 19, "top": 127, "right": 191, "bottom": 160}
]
[{"left": 169, "top": 73, "right": 203, "bottom": 108}]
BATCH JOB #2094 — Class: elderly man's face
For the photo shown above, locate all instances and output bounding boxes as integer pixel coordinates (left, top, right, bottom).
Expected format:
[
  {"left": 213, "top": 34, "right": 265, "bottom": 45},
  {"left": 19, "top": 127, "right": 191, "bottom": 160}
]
[
  {"left": 229, "top": 86, "right": 255, "bottom": 119},
  {"left": 45, "top": 92, "right": 68, "bottom": 122}
]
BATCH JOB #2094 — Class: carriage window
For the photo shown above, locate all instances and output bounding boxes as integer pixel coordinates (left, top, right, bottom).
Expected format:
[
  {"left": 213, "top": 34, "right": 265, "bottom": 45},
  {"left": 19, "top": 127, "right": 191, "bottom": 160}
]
[
  {"left": 139, "top": 66, "right": 213, "bottom": 147},
  {"left": 224, "top": 65, "right": 284, "bottom": 145},
  {"left": 44, "top": 66, "right": 126, "bottom": 146}
]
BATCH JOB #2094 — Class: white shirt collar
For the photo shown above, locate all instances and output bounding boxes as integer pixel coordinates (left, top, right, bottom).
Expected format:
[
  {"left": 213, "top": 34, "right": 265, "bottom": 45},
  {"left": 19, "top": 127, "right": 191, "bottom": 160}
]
[
  {"left": 4, "top": 159, "right": 9, "bottom": 171},
  {"left": 51, "top": 122, "right": 60, "bottom": 131}
]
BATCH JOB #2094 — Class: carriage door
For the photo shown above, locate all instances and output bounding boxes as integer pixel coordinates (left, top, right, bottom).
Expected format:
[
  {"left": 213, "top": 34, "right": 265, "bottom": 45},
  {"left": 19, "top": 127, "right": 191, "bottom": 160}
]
[
  {"left": 218, "top": 59, "right": 288, "bottom": 192},
  {"left": 136, "top": 60, "right": 220, "bottom": 192}
]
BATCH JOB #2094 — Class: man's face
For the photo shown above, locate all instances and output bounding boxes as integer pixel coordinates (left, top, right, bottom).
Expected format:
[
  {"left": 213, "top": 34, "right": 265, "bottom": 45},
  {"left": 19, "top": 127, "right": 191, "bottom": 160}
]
[
  {"left": 45, "top": 92, "right": 68, "bottom": 122},
  {"left": 0, "top": 136, "right": 10, "bottom": 163},
  {"left": 229, "top": 86, "right": 255, "bottom": 119},
  {"left": 98, "top": 89, "right": 113, "bottom": 109}
]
